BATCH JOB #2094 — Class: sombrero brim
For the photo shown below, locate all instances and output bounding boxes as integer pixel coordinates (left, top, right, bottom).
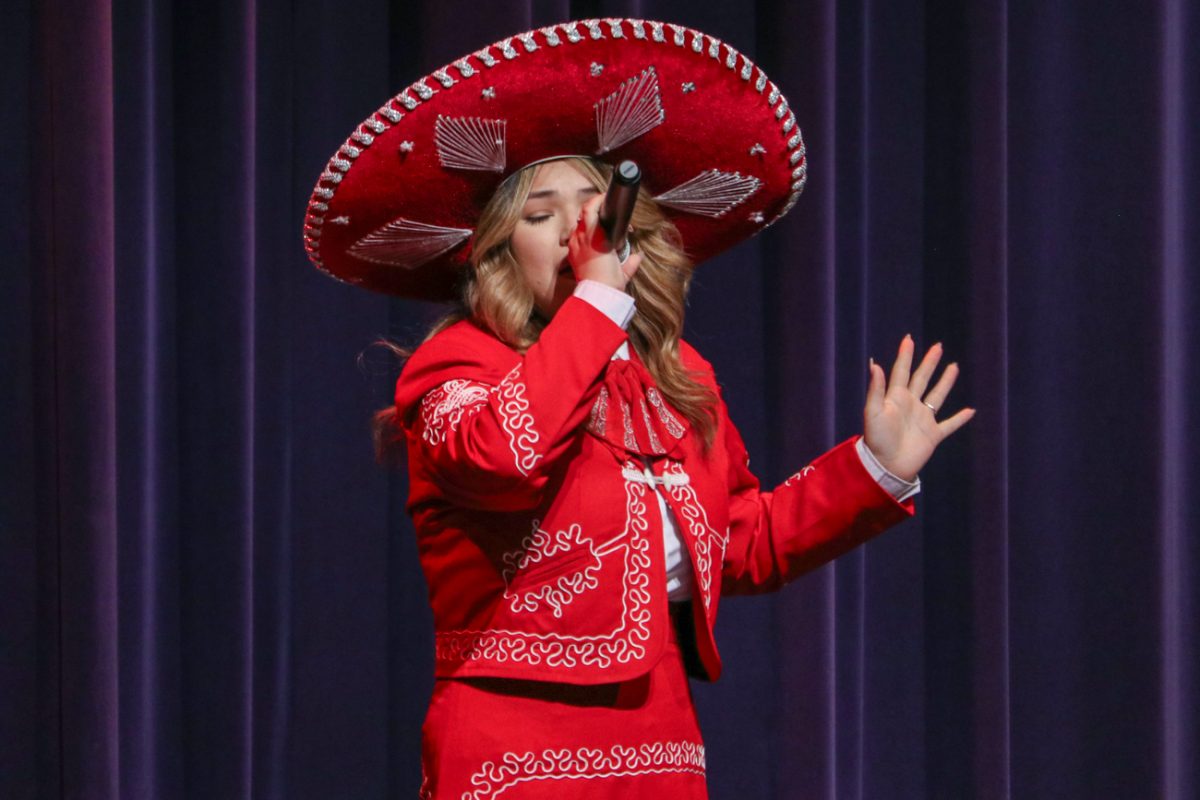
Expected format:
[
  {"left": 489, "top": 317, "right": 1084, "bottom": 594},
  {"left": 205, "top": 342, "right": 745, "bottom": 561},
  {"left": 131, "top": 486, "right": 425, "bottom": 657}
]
[{"left": 303, "top": 18, "right": 807, "bottom": 300}]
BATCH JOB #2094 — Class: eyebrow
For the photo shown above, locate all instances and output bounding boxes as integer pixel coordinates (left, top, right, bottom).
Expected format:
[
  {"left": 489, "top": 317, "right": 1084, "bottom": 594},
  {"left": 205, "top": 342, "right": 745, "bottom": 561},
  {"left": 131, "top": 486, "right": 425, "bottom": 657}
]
[{"left": 525, "top": 186, "right": 601, "bottom": 200}]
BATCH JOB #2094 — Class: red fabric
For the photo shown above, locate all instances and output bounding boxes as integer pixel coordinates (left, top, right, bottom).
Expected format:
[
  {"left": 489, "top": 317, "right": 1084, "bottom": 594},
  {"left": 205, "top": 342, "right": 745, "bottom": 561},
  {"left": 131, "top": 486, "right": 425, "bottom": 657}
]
[
  {"left": 419, "top": 615, "right": 707, "bottom": 799},
  {"left": 304, "top": 18, "right": 807, "bottom": 299},
  {"left": 392, "top": 296, "right": 916, "bottom": 686}
]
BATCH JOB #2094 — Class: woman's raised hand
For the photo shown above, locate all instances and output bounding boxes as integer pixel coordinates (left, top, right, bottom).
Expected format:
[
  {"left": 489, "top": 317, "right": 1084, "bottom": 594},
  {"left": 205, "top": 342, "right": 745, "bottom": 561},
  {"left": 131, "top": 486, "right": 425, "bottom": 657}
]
[
  {"left": 862, "top": 335, "right": 975, "bottom": 482},
  {"left": 567, "top": 193, "right": 642, "bottom": 291}
]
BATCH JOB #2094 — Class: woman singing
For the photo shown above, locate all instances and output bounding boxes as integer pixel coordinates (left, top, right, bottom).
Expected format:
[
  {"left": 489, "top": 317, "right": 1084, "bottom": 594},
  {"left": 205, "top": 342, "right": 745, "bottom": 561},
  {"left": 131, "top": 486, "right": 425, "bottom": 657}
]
[{"left": 303, "top": 18, "right": 973, "bottom": 799}]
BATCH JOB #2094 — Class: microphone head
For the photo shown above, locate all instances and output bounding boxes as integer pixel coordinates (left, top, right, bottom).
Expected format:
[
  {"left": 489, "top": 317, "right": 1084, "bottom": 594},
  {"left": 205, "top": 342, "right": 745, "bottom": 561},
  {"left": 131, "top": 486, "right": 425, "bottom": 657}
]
[{"left": 614, "top": 160, "right": 641, "bottom": 185}]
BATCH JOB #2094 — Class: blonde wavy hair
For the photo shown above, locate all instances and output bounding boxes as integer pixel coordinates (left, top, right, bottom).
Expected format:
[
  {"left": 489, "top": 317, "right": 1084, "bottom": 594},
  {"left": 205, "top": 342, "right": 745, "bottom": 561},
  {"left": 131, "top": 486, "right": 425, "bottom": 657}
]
[{"left": 372, "top": 156, "right": 719, "bottom": 460}]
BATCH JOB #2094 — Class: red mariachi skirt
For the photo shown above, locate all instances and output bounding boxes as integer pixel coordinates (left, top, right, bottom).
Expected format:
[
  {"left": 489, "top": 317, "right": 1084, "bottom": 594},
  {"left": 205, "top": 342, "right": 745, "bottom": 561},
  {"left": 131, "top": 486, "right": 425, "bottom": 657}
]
[{"left": 420, "top": 606, "right": 708, "bottom": 799}]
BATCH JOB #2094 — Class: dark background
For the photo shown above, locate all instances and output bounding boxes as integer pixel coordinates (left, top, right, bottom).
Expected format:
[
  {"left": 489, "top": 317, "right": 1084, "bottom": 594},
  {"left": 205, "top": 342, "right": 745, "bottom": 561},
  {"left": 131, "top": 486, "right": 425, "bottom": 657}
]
[{"left": 3, "top": 0, "right": 1198, "bottom": 797}]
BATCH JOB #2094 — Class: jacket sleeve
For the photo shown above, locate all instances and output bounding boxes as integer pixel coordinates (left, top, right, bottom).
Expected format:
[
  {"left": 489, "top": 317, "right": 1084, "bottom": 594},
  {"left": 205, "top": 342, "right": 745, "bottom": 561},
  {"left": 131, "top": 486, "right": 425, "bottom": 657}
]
[
  {"left": 403, "top": 296, "right": 628, "bottom": 511},
  {"left": 719, "top": 398, "right": 917, "bottom": 595}
]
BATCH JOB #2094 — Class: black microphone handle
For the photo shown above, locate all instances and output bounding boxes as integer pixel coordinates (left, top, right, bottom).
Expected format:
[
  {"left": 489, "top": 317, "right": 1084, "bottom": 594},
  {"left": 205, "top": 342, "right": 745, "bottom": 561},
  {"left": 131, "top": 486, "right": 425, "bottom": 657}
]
[{"left": 599, "top": 160, "right": 641, "bottom": 255}]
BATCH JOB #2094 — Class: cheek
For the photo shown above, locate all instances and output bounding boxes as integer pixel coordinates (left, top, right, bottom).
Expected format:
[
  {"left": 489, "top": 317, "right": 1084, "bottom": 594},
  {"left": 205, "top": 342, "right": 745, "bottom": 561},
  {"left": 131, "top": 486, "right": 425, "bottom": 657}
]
[{"left": 511, "top": 228, "right": 555, "bottom": 287}]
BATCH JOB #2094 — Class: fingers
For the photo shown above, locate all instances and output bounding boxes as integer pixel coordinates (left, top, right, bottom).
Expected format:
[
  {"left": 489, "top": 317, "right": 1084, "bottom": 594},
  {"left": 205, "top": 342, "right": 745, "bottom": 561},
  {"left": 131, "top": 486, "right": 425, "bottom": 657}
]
[
  {"left": 921, "top": 361, "right": 959, "bottom": 411},
  {"left": 620, "top": 252, "right": 643, "bottom": 283},
  {"left": 579, "top": 193, "right": 608, "bottom": 250},
  {"left": 864, "top": 358, "right": 886, "bottom": 417},
  {"left": 888, "top": 335, "right": 914, "bottom": 395},
  {"left": 936, "top": 406, "right": 976, "bottom": 438},
  {"left": 907, "top": 342, "right": 943, "bottom": 398}
]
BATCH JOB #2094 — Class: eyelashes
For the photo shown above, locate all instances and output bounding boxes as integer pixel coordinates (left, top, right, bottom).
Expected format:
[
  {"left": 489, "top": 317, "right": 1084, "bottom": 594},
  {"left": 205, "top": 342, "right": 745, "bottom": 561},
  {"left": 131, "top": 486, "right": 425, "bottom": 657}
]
[{"left": 523, "top": 214, "right": 552, "bottom": 225}]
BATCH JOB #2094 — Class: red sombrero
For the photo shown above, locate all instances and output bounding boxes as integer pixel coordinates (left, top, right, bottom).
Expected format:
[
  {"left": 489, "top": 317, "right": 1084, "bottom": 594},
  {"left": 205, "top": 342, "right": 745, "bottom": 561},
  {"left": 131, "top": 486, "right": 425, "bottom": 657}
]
[{"left": 303, "top": 18, "right": 807, "bottom": 300}]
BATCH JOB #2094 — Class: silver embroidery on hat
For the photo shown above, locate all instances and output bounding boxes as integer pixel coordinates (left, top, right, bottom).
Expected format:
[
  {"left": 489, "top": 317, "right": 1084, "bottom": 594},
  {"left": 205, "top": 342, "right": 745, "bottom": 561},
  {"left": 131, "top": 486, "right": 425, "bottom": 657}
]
[
  {"left": 340, "top": 144, "right": 361, "bottom": 158},
  {"left": 590, "top": 62, "right": 604, "bottom": 76},
  {"left": 540, "top": 26, "right": 561, "bottom": 46},
  {"left": 669, "top": 24, "right": 686, "bottom": 46},
  {"left": 755, "top": 71, "right": 768, "bottom": 92},
  {"left": 312, "top": 201, "right": 328, "bottom": 212},
  {"left": 649, "top": 21, "right": 665, "bottom": 42},
  {"left": 775, "top": 99, "right": 789, "bottom": 120},
  {"left": 706, "top": 36, "right": 718, "bottom": 57},
  {"left": 587, "top": 21, "right": 603, "bottom": 39},
  {"left": 631, "top": 20, "right": 646, "bottom": 39},
  {"left": 653, "top": 170, "right": 763, "bottom": 217},
  {"left": 741, "top": 60, "right": 753, "bottom": 80},
  {"left": 608, "top": 19, "right": 625, "bottom": 37},
  {"left": 768, "top": 84, "right": 780, "bottom": 105},
  {"left": 320, "top": 169, "right": 343, "bottom": 184},
  {"left": 414, "top": 80, "right": 435, "bottom": 100},
  {"left": 518, "top": 32, "right": 538, "bottom": 51},
  {"left": 782, "top": 113, "right": 795, "bottom": 134},
  {"left": 481, "top": 86, "right": 496, "bottom": 99},
  {"left": 454, "top": 58, "right": 475, "bottom": 78},
  {"left": 435, "top": 115, "right": 507, "bottom": 172},
  {"left": 433, "top": 69, "right": 455, "bottom": 88},
  {"left": 365, "top": 119, "right": 387, "bottom": 134},
  {"left": 681, "top": 81, "right": 696, "bottom": 93},
  {"left": 564, "top": 22, "right": 583, "bottom": 43},
  {"left": 726, "top": 47, "right": 739, "bottom": 69},
  {"left": 348, "top": 217, "right": 473, "bottom": 269},
  {"left": 595, "top": 66, "right": 664, "bottom": 154},
  {"left": 749, "top": 212, "right": 764, "bottom": 224},
  {"left": 380, "top": 105, "right": 403, "bottom": 123},
  {"left": 475, "top": 47, "right": 497, "bottom": 67},
  {"left": 331, "top": 215, "right": 350, "bottom": 225},
  {"left": 749, "top": 143, "right": 766, "bottom": 155},
  {"left": 398, "top": 140, "right": 414, "bottom": 153},
  {"left": 351, "top": 131, "right": 374, "bottom": 145},
  {"left": 692, "top": 32, "right": 704, "bottom": 53},
  {"left": 314, "top": 187, "right": 334, "bottom": 200}
]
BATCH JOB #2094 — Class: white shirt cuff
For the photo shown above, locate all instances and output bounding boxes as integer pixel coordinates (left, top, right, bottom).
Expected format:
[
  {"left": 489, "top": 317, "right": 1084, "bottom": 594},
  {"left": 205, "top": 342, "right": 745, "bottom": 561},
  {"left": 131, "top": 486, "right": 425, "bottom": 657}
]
[
  {"left": 573, "top": 280, "right": 636, "bottom": 329},
  {"left": 855, "top": 437, "right": 921, "bottom": 502}
]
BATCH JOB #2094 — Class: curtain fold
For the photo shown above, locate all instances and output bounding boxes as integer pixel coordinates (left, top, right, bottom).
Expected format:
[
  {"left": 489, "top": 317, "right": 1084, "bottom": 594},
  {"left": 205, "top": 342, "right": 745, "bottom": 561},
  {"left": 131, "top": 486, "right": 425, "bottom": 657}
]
[{"left": 3, "top": 1, "right": 1196, "bottom": 798}]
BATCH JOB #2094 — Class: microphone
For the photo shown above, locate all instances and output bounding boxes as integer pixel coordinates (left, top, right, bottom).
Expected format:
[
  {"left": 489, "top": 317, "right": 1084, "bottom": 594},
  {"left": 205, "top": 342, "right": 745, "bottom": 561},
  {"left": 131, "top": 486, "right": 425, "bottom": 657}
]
[{"left": 599, "top": 160, "right": 640, "bottom": 263}]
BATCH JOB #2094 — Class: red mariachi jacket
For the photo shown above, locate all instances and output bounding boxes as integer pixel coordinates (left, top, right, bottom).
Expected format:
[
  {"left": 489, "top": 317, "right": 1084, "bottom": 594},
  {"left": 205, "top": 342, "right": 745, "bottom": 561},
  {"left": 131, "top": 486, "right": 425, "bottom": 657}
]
[{"left": 393, "top": 296, "right": 915, "bottom": 684}]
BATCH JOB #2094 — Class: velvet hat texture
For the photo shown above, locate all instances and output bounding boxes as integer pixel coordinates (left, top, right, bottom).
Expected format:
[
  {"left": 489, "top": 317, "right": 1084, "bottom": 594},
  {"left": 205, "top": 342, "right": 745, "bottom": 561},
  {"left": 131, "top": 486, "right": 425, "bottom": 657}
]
[{"left": 303, "top": 18, "right": 807, "bottom": 300}]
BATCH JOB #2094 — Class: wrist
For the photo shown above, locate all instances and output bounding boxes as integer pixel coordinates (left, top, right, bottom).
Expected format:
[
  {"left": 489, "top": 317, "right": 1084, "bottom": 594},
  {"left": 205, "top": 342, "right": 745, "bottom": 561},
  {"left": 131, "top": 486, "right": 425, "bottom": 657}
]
[{"left": 576, "top": 268, "right": 626, "bottom": 292}]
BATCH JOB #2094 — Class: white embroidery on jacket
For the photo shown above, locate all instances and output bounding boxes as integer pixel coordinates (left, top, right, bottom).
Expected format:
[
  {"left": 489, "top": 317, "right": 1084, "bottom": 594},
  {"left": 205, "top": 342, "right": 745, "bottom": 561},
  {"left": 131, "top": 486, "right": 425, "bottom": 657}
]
[
  {"left": 638, "top": 398, "right": 666, "bottom": 453},
  {"left": 783, "top": 464, "right": 816, "bottom": 487},
  {"left": 620, "top": 400, "right": 637, "bottom": 450},
  {"left": 462, "top": 740, "right": 706, "bottom": 800},
  {"left": 420, "top": 380, "right": 490, "bottom": 446},
  {"left": 492, "top": 364, "right": 542, "bottom": 475},
  {"left": 663, "top": 461, "right": 728, "bottom": 610},
  {"left": 586, "top": 385, "right": 610, "bottom": 437},
  {"left": 646, "top": 386, "right": 686, "bottom": 437},
  {"left": 435, "top": 462, "right": 653, "bottom": 669},
  {"left": 502, "top": 522, "right": 603, "bottom": 618}
]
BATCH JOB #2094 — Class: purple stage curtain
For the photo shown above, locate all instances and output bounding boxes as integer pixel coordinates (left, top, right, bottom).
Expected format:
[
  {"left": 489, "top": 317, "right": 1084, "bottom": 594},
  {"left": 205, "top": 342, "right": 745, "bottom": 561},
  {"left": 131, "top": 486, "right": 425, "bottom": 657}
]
[{"left": 3, "top": 0, "right": 1197, "bottom": 797}]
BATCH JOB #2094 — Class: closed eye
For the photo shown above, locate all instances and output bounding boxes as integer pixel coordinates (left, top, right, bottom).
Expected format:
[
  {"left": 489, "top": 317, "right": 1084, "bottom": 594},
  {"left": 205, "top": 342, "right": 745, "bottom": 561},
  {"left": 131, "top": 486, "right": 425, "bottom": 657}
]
[{"left": 523, "top": 214, "right": 552, "bottom": 225}]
